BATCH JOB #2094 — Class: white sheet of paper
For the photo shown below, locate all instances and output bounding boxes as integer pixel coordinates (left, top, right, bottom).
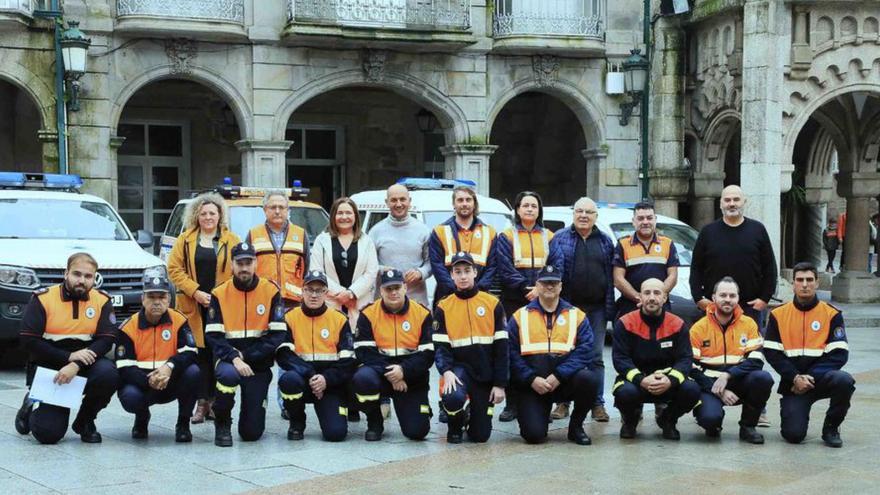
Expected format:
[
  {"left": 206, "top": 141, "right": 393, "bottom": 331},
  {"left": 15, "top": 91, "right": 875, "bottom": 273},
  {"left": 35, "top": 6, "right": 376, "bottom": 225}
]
[{"left": 29, "top": 366, "right": 86, "bottom": 409}]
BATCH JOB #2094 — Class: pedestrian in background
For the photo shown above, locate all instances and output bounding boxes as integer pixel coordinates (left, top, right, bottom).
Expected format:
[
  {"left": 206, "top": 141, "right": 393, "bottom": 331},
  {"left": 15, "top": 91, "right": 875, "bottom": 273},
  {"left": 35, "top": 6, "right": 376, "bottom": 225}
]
[{"left": 823, "top": 218, "right": 839, "bottom": 273}]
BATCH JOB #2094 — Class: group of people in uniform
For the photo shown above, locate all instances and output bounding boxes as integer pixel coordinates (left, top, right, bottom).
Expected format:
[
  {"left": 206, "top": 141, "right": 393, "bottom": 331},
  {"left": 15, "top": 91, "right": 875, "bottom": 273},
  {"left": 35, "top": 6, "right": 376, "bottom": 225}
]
[{"left": 13, "top": 183, "right": 855, "bottom": 449}]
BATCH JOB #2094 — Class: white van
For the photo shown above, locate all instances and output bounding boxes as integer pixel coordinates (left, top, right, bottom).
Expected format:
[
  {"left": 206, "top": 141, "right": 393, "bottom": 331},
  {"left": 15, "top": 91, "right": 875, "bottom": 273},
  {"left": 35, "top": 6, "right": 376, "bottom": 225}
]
[
  {"left": 0, "top": 172, "right": 165, "bottom": 361},
  {"left": 542, "top": 203, "right": 702, "bottom": 324},
  {"left": 351, "top": 178, "right": 514, "bottom": 304}
]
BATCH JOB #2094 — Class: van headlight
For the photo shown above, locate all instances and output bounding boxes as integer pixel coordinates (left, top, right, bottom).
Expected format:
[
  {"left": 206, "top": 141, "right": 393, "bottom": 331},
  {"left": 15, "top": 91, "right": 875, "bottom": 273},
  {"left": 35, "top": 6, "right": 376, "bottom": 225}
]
[{"left": 0, "top": 265, "right": 41, "bottom": 289}]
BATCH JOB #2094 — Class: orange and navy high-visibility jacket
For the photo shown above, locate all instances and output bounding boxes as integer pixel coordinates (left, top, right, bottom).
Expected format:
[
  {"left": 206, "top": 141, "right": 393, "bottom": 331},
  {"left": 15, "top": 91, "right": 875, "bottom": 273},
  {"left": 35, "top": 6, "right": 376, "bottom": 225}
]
[
  {"left": 19, "top": 284, "right": 117, "bottom": 371},
  {"left": 506, "top": 298, "right": 593, "bottom": 385},
  {"left": 496, "top": 224, "right": 563, "bottom": 303},
  {"left": 612, "top": 233, "right": 680, "bottom": 302},
  {"left": 612, "top": 309, "right": 692, "bottom": 390},
  {"left": 428, "top": 216, "right": 498, "bottom": 301},
  {"left": 277, "top": 304, "right": 355, "bottom": 389},
  {"left": 764, "top": 297, "right": 848, "bottom": 393},
  {"left": 116, "top": 308, "right": 198, "bottom": 386},
  {"left": 204, "top": 276, "right": 287, "bottom": 371},
  {"left": 433, "top": 287, "right": 508, "bottom": 387},
  {"left": 355, "top": 297, "right": 434, "bottom": 385},
  {"left": 246, "top": 223, "right": 310, "bottom": 302},
  {"left": 689, "top": 304, "right": 765, "bottom": 392}
]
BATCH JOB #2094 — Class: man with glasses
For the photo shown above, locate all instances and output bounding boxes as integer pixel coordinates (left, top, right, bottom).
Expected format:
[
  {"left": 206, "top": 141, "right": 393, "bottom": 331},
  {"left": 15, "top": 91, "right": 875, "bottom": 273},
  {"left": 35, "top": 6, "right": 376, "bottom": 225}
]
[
  {"left": 277, "top": 270, "right": 355, "bottom": 442},
  {"left": 548, "top": 197, "right": 615, "bottom": 422}
]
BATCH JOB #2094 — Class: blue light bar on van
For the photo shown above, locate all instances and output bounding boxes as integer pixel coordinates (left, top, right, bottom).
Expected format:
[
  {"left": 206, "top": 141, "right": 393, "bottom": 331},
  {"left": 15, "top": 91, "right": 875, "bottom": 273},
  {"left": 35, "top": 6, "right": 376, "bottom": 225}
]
[
  {"left": 0, "top": 172, "right": 83, "bottom": 190},
  {"left": 396, "top": 177, "right": 478, "bottom": 190},
  {"left": 596, "top": 201, "right": 637, "bottom": 209}
]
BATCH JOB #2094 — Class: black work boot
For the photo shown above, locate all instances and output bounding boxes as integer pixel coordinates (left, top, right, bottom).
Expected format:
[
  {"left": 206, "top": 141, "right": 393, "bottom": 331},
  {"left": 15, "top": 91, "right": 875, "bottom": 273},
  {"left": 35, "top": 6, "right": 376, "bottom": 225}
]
[
  {"left": 364, "top": 410, "right": 384, "bottom": 442},
  {"left": 567, "top": 406, "right": 591, "bottom": 445},
  {"left": 619, "top": 411, "right": 639, "bottom": 439},
  {"left": 822, "top": 424, "right": 843, "bottom": 448},
  {"left": 446, "top": 411, "right": 464, "bottom": 444},
  {"left": 14, "top": 394, "right": 32, "bottom": 435},
  {"left": 657, "top": 411, "right": 680, "bottom": 441},
  {"left": 175, "top": 416, "right": 192, "bottom": 443},
  {"left": 72, "top": 414, "right": 102, "bottom": 444},
  {"left": 739, "top": 425, "right": 764, "bottom": 444},
  {"left": 214, "top": 416, "right": 233, "bottom": 447},
  {"left": 131, "top": 412, "right": 150, "bottom": 440},
  {"left": 288, "top": 421, "right": 305, "bottom": 441}
]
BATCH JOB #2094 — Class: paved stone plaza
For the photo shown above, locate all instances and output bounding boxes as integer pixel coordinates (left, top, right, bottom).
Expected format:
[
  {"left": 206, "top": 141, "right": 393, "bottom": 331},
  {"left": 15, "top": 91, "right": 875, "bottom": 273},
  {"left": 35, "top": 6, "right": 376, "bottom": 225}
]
[{"left": 0, "top": 306, "right": 877, "bottom": 494}]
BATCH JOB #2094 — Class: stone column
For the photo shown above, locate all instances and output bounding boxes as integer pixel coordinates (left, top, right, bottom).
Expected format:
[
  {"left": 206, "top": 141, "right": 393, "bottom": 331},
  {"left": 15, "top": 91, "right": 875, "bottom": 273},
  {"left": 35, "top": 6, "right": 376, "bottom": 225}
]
[
  {"left": 235, "top": 140, "right": 293, "bottom": 187},
  {"left": 740, "top": 0, "right": 786, "bottom": 260},
  {"left": 832, "top": 171, "right": 880, "bottom": 303},
  {"left": 581, "top": 148, "right": 606, "bottom": 200},
  {"left": 648, "top": 16, "right": 688, "bottom": 219},
  {"left": 691, "top": 171, "right": 725, "bottom": 229},
  {"left": 439, "top": 144, "right": 498, "bottom": 196}
]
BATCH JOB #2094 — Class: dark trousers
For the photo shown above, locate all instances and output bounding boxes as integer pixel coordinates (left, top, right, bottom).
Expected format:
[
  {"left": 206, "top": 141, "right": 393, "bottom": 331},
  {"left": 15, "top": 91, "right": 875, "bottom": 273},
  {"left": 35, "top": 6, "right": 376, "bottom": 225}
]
[
  {"left": 502, "top": 296, "right": 528, "bottom": 412},
  {"left": 613, "top": 378, "right": 700, "bottom": 425},
  {"left": 118, "top": 364, "right": 201, "bottom": 419},
  {"left": 278, "top": 370, "right": 347, "bottom": 442},
  {"left": 516, "top": 368, "right": 602, "bottom": 444},
  {"left": 30, "top": 358, "right": 118, "bottom": 445},
  {"left": 825, "top": 248, "right": 837, "bottom": 270},
  {"left": 352, "top": 366, "right": 430, "bottom": 440},
  {"left": 196, "top": 347, "right": 215, "bottom": 400},
  {"left": 780, "top": 370, "right": 855, "bottom": 444},
  {"left": 694, "top": 370, "right": 773, "bottom": 430},
  {"left": 440, "top": 366, "right": 494, "bottom": 443},
  {"left": 213, "top": 362, "right": 272, "bottom": 441}
]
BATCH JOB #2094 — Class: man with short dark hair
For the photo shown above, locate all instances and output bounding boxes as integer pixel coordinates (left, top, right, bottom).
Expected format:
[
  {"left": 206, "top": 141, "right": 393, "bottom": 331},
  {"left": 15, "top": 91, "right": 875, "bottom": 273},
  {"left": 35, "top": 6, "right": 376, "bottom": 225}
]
[
  {"left": 764, "top": 262, "right": 855, "bottom": 448},
  {"left": 689, "top": 276, "right": 772, "bottom": 444}
]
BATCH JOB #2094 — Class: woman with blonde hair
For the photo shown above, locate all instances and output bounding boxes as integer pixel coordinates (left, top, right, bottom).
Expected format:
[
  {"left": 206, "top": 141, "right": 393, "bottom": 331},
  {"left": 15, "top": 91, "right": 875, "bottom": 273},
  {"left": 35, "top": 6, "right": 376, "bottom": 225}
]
[{"left": 167, "top": 192, "right": 240, "bottom": 423}]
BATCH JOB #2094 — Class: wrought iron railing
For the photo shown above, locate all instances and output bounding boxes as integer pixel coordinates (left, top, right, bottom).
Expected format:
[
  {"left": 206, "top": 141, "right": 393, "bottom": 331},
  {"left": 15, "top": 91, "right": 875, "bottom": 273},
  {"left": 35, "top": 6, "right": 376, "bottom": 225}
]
[
  {"left": 117, "top": 0, "right": 245, "bottom": 24},
  {"left": 289, "top": 0, "right": 470, "bottom": 31},
  {"left": 493, "top": 0, "right": 604, "bottom": 38}
]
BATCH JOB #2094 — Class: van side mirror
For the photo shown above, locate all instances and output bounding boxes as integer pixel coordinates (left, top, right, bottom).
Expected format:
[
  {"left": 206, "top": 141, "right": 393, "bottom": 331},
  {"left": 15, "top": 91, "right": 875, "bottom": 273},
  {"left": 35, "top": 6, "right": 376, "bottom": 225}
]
[{"left": 136, "top": 229, "right": 154, "bottom": 249}]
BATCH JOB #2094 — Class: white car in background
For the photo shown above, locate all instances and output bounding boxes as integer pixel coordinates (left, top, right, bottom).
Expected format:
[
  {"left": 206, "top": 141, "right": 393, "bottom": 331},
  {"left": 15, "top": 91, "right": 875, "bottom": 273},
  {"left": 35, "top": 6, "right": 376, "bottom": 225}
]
[
  {"left": 351, "top": 178, "right": 514, "bottom": 305},
  {"left": 542, "top": 204, "right": 703, "bottom": 325}
]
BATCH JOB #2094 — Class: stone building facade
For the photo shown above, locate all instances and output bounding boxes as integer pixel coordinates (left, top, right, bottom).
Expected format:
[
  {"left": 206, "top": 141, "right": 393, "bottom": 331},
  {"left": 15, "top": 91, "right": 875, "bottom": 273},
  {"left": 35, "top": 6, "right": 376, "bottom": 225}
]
[{"left": 1, "top": 0, "right": 878, "bottom": 301}]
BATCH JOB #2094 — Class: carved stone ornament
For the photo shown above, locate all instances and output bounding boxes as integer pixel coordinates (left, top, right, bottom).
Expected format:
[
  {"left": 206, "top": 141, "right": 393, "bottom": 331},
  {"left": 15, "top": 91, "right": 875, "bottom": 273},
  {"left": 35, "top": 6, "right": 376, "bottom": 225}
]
[
  {"left": 165, "top": 39, "right": 197, "bottom": 75},
  {"left": 362, "top": 50, "right": 387, "bottom": 82},
  {"left": 532, "top": 55, "right": 560, "bottom": 87}
]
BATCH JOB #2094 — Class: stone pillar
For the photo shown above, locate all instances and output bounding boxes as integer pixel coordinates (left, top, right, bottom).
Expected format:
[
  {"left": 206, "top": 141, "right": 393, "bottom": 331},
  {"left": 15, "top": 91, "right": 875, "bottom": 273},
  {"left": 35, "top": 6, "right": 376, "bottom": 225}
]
[
  {"left": 235, "top": 140, "right": 293, "bottom": 187},
  {"left": 740, "top": 0, "right": 786, "bottom": 260},
  {"left": 648, "top": 16, "right": 688, "bottom": 219},
  {"left": 691, "top": 171, "right": 725, "bottom": 229},
  {"left": 832, "top": 171, "right": 880, "bottom": 303},
  {"left": 439, "top": 144, "right": 498, "bottom": 197},
  {"left": 582, "top": 148, "right": 606, "bottom": 200}
]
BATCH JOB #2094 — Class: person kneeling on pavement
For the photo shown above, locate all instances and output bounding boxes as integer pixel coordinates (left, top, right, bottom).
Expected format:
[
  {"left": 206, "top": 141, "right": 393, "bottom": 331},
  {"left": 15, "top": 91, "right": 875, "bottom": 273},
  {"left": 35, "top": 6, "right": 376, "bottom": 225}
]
[
  {"left": 689, "top": 276, "right": 772, "bottom": 444},
  {"left": 612, "top": 278, "right": 700, "bottom": 440},
  {"left": 277, "top": 270, "right": 355, "bottom": 442},
  {"left": 507, "top": 265, "right": 602, "bottom": 445},
  {"left": 434, "top": 252, "right": 508, "bottom": 444},
  {"left": 352, "top": 269, "right": 434, "bottom": 441},
  {"left": 116, "top": 271, "right": 201, "bottom": 442}
]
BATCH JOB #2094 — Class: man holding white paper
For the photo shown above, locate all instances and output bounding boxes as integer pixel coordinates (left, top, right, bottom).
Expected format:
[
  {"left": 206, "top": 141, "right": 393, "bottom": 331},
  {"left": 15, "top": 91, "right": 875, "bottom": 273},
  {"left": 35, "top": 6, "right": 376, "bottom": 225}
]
[{"left": 15, "top": 252, "right": 119, "bottom": 444}]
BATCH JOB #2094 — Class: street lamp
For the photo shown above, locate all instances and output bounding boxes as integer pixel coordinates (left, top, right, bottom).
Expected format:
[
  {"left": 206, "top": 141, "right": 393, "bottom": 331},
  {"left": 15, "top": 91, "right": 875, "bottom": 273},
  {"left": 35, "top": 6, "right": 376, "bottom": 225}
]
[
  {"left": 619, "top": 48, "right": 648, "bottom": 126},
  {"left": 60, "top": 20, "right": 91, "bottom": 112},
  {"left": 415, "top": 108, "right": 438, "bottom": 133}
]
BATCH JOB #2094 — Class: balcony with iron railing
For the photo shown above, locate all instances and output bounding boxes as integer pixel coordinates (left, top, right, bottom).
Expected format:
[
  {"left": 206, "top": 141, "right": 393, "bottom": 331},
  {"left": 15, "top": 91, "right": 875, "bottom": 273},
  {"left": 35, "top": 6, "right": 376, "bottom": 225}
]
[
  {"left": 492, "top": 0, "right": 606, "bottom": 55},
  {"left": 0, "top": 0, "right": 38, "bottom": 26},
  {"left": 115, "top": 0, "right": 248, "bottom": 41},
  {"left": 284, "top": 0, "right": 476, "bottom": 51}
]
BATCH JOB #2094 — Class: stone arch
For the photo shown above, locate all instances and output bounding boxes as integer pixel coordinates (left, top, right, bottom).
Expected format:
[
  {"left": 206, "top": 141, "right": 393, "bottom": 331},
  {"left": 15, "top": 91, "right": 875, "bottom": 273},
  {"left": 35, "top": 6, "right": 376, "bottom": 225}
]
[
  {"left": 486, "top": 78, "right": 605, "bottom": 148},
  {"left": 272, "top": 70, "right": 470, "bottom": 145},
  {"left": 815, "top": 16, "right": 835, "bottom": 46},
  {"left": 840, "top": 16, "right": 858, "bottom": 38},
  {"left": 0, "top": 67, "right": 54, "bottom": 130},
  {"left": 700, "top": 108, "right": 741, "bottom": 174},
  {"left": 110, "top": 65, "right": 253, "bottom": 139},
  {"left": 865, "top": 17, "right": 879, "bottom": 37}
]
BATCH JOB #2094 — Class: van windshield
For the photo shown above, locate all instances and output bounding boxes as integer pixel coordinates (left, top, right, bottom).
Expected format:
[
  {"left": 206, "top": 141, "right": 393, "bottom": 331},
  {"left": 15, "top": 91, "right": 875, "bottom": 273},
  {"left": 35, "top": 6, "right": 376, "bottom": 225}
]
[
  {"left": 0, "top": 199, "right": 131, "bottom": 240},
  {"left": 229, "top": 206, "right": 330, "bottom": 242},
  {"left": 422, "top": 211, "right": 513, "bottom": 233},
  {"left": 609, "top": 222, "right": 698, "bottom": 266}
]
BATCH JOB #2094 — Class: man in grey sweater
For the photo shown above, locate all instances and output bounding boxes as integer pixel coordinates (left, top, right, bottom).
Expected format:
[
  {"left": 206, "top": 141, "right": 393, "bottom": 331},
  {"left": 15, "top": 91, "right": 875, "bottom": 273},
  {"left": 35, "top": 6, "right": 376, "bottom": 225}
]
[{"left": 369, "top": 184, "right": 433, "bottom": 307}]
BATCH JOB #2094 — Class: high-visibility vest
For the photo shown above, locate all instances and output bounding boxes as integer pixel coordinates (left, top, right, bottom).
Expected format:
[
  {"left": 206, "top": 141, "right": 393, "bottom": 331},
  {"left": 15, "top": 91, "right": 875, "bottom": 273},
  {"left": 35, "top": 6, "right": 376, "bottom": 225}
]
[
  {"left": 513, "top": 305, "right": 583, "bottom": 356},
  {"left": 249, "top": 223, "right": 307, "bottom": 301},
  {"left": 434, "top": 222, "right": 495, "bottom": 267},
  {"left": 118, "top": 309, "right": 194, "bottom": 370},
  {"left": 690, "top": 305, "right": 764, "bottom": 377},
  {"left": 360, "top": 300, "right": 432, "bottom": 357},
  {"left": 204, "top": 278, "right": 285, "bottom": 339},
  {"left": 503, "top": 227, "right": 552, "bottom": 269},
  {"left": 280, "top": 307, "right": 353, "bottom": 361},
  {"left": 618, "top": 234, "right": 674, "bottom": 269},
  {"left": 37, "top": 285, "right": 109, "bottom": 342},
  {"left": 435, "top": 291, "right": 503, "bottom": 347},
  {"left": 765, "top": 301, "right": 846, "bottom": 358}
]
